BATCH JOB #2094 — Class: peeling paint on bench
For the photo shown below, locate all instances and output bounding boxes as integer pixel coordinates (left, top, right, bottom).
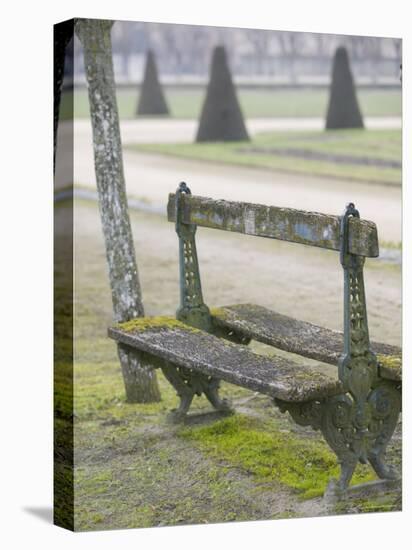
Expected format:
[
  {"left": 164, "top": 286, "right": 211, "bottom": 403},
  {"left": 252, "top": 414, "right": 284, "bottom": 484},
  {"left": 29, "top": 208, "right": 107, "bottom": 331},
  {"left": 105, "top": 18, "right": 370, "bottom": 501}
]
[{"left": 167, "top": 193, "right": 379, "bottom": 257}]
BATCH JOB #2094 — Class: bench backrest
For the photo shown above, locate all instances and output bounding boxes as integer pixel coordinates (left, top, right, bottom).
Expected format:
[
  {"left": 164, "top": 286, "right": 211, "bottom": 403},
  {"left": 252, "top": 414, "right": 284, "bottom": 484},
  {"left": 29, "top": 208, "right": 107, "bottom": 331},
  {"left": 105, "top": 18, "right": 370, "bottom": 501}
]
[
  {"left": 169, "top": 186, "right": 381, "bottom": 398},
  {"left": 167, "top": 193, "right": 379, "bottom": 257}
]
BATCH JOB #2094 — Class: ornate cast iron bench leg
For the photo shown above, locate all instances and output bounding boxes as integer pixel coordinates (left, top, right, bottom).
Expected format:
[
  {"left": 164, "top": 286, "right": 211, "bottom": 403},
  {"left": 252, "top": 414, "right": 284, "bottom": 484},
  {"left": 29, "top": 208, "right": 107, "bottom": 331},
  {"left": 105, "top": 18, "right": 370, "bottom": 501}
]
[
  {"left": 322, "top": 381, "right": 400, "bottom": 492},
  {"left": 275, "top": 204, "right": 401, "bottom": 496},
  {"left": 366, "top": 381, "right": 401, "bottom": 480},
  {"left": 275, "top": 383, "right": 401, "bottom": 496},
  {"left": 161, "top": 362, "right": 233, "bottom": 424},
  {"left": 164, "top": 182, "right": 233, "bottom": 422},
  {"left": 333, "top": 204, "right": 401, "bottom": 492},
  {"left": 161, "top": 362, "right": 195, "bottom": 423},
  {"left": 202, "top": 377, "right": 233, "bottom": 414}
]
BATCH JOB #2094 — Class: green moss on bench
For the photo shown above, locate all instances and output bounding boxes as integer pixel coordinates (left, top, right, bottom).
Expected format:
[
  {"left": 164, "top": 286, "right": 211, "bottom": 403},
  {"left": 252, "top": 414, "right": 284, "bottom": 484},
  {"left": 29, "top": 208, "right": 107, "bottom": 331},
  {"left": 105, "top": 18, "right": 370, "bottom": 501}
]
[
  {"left": 377, "top": 353, "right": 402, "bottom": 370},
  {"left": 376, "top": 353, "right": 402, "bottom": 381},
  {"left": 210, "top": 306, "right": 230, "bottom": 321},
  {"left": 117, "top": 316, "right": 201, "bottom": 334},
  {"left": 109, "top": 321, "right": 343, "bottom": 402}
]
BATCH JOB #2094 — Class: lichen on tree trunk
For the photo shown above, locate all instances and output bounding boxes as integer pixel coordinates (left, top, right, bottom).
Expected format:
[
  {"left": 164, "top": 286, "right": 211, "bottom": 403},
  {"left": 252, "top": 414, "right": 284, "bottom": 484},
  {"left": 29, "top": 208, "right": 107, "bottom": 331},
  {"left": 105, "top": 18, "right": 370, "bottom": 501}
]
[
  {"left": 75, "top": 19, "right": 160, "bottom": 403},
  {"left": 53, "top": 19, "right": 74, "bottom": 174}
]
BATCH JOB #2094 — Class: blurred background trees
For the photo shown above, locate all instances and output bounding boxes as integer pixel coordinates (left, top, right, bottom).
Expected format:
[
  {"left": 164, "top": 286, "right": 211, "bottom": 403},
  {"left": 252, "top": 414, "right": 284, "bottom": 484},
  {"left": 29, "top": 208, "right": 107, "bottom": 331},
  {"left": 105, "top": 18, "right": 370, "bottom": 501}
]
[{"left": 71, "top": 23, "right": 401, "bottom": 85}]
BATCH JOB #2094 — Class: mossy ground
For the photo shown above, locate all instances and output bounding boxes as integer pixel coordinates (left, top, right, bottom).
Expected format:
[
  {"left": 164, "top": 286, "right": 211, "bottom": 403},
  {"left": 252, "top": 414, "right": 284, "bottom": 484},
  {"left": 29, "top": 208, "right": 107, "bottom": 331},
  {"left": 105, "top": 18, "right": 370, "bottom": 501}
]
[
  {"left": 54, "top": 208, "right": 75, "bottom": 529},
  {"left": 180, "top": 415, "right": 376, "bottom": 500},
  {"left": 335, "top": 492, "right": 401, "bottom": 515},
  {"left": 69, "top": 200, "right": 401, "bottom": 531}
]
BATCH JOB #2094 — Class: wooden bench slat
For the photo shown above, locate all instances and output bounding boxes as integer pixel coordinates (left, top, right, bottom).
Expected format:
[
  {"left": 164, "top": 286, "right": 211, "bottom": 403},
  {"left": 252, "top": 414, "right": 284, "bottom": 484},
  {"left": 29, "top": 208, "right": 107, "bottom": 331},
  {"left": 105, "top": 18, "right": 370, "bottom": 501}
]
[
  {"left": 108, "top": 318, "right": 343, "bottom": 402},
  {"left": 211, "top": 304, "right": 402, "bottom": 382},
  {"left": 167, "top": 193, "right": 379, "bottom": 257}
]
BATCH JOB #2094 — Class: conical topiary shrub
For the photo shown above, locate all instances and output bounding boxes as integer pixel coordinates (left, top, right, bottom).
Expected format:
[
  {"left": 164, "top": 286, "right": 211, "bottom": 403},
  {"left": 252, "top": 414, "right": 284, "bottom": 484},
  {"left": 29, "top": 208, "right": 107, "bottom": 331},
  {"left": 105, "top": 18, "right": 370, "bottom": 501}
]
[
  {"left": 325, "top": 46, "right": 364, "bottom": 129},
  {"left": 136, "top": 50, "right": 169, "bottom": 116},
  {"left": 196, "top": 45, "right": 249, "bottom": 142}
]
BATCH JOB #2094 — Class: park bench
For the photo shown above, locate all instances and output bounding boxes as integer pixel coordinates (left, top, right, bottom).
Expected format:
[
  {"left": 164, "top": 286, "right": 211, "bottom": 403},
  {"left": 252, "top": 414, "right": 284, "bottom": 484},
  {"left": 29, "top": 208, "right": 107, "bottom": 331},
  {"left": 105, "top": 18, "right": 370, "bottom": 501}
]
[{"left": 109, "top": 182, "right": 402, "bottom": 495}]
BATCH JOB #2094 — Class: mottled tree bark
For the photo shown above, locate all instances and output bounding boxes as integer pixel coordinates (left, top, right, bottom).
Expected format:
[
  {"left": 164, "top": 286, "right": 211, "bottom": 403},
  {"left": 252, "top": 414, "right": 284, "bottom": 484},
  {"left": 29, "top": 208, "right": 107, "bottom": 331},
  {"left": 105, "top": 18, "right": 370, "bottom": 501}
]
[
  {"left": 53, "top": 19, "right": 74, "bottom": 174},
  {"left": 75, "top": 19, "right": 160, "bottom": 403}
]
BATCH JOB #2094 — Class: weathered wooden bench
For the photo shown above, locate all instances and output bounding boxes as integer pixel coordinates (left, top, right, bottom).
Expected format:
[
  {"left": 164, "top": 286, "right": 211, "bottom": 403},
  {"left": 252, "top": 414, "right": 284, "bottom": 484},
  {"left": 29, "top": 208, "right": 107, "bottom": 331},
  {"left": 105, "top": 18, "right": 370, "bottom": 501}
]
[{"left": 109, "top": 182, "right": 402, "bottom": 495}]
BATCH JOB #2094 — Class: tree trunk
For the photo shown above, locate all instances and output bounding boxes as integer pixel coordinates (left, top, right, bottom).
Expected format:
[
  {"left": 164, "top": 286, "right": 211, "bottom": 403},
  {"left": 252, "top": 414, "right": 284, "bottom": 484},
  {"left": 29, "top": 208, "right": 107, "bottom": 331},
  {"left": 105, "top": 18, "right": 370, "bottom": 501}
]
[
  {"left": 75, "top": 19, "right": 161, "bottom": 403},
  {"left": 53, "top": 20, "right": 74, "bottom": 173}
]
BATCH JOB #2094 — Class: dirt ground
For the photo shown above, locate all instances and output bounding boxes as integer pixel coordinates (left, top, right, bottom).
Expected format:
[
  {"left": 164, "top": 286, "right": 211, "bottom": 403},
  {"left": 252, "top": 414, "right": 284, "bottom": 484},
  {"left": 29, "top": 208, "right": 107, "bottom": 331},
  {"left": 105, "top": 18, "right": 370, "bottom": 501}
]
[{"left": 69, "top": 198, "right": 402, "bottom": 531}]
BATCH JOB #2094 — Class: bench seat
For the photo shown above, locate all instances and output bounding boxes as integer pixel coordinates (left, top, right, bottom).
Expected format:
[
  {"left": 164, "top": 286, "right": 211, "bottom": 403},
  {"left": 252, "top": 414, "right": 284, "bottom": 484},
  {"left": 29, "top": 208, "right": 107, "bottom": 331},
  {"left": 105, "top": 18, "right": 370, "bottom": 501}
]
[
  {"left": 211, "top": 304, "right": 402, "bottom": 382},
  {"left": 108, "top": 317, "right": 344, "bottom": 403}
]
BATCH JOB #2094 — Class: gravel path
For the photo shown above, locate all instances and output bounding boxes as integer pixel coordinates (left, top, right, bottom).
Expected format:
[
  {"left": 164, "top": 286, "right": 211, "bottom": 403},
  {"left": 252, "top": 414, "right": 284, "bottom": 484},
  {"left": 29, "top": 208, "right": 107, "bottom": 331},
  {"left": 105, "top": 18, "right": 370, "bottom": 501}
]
[
  {"left": 73, "top": 116, "right": 402, "bottom": 145},
  {"left": 63, "top": 118, "right": 401, "bottom": 244}
]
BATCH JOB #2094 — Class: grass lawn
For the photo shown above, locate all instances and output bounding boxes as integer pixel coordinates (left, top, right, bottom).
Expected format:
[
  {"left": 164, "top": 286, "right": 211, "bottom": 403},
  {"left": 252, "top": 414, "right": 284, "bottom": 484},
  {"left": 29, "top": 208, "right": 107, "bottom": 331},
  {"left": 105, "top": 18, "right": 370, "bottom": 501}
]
[
  {"left": 68, "top": 86, "right": 402, "bottom": 120},
  {"left": 128, "top": 128, "right": 402, "bottom": 186}
]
